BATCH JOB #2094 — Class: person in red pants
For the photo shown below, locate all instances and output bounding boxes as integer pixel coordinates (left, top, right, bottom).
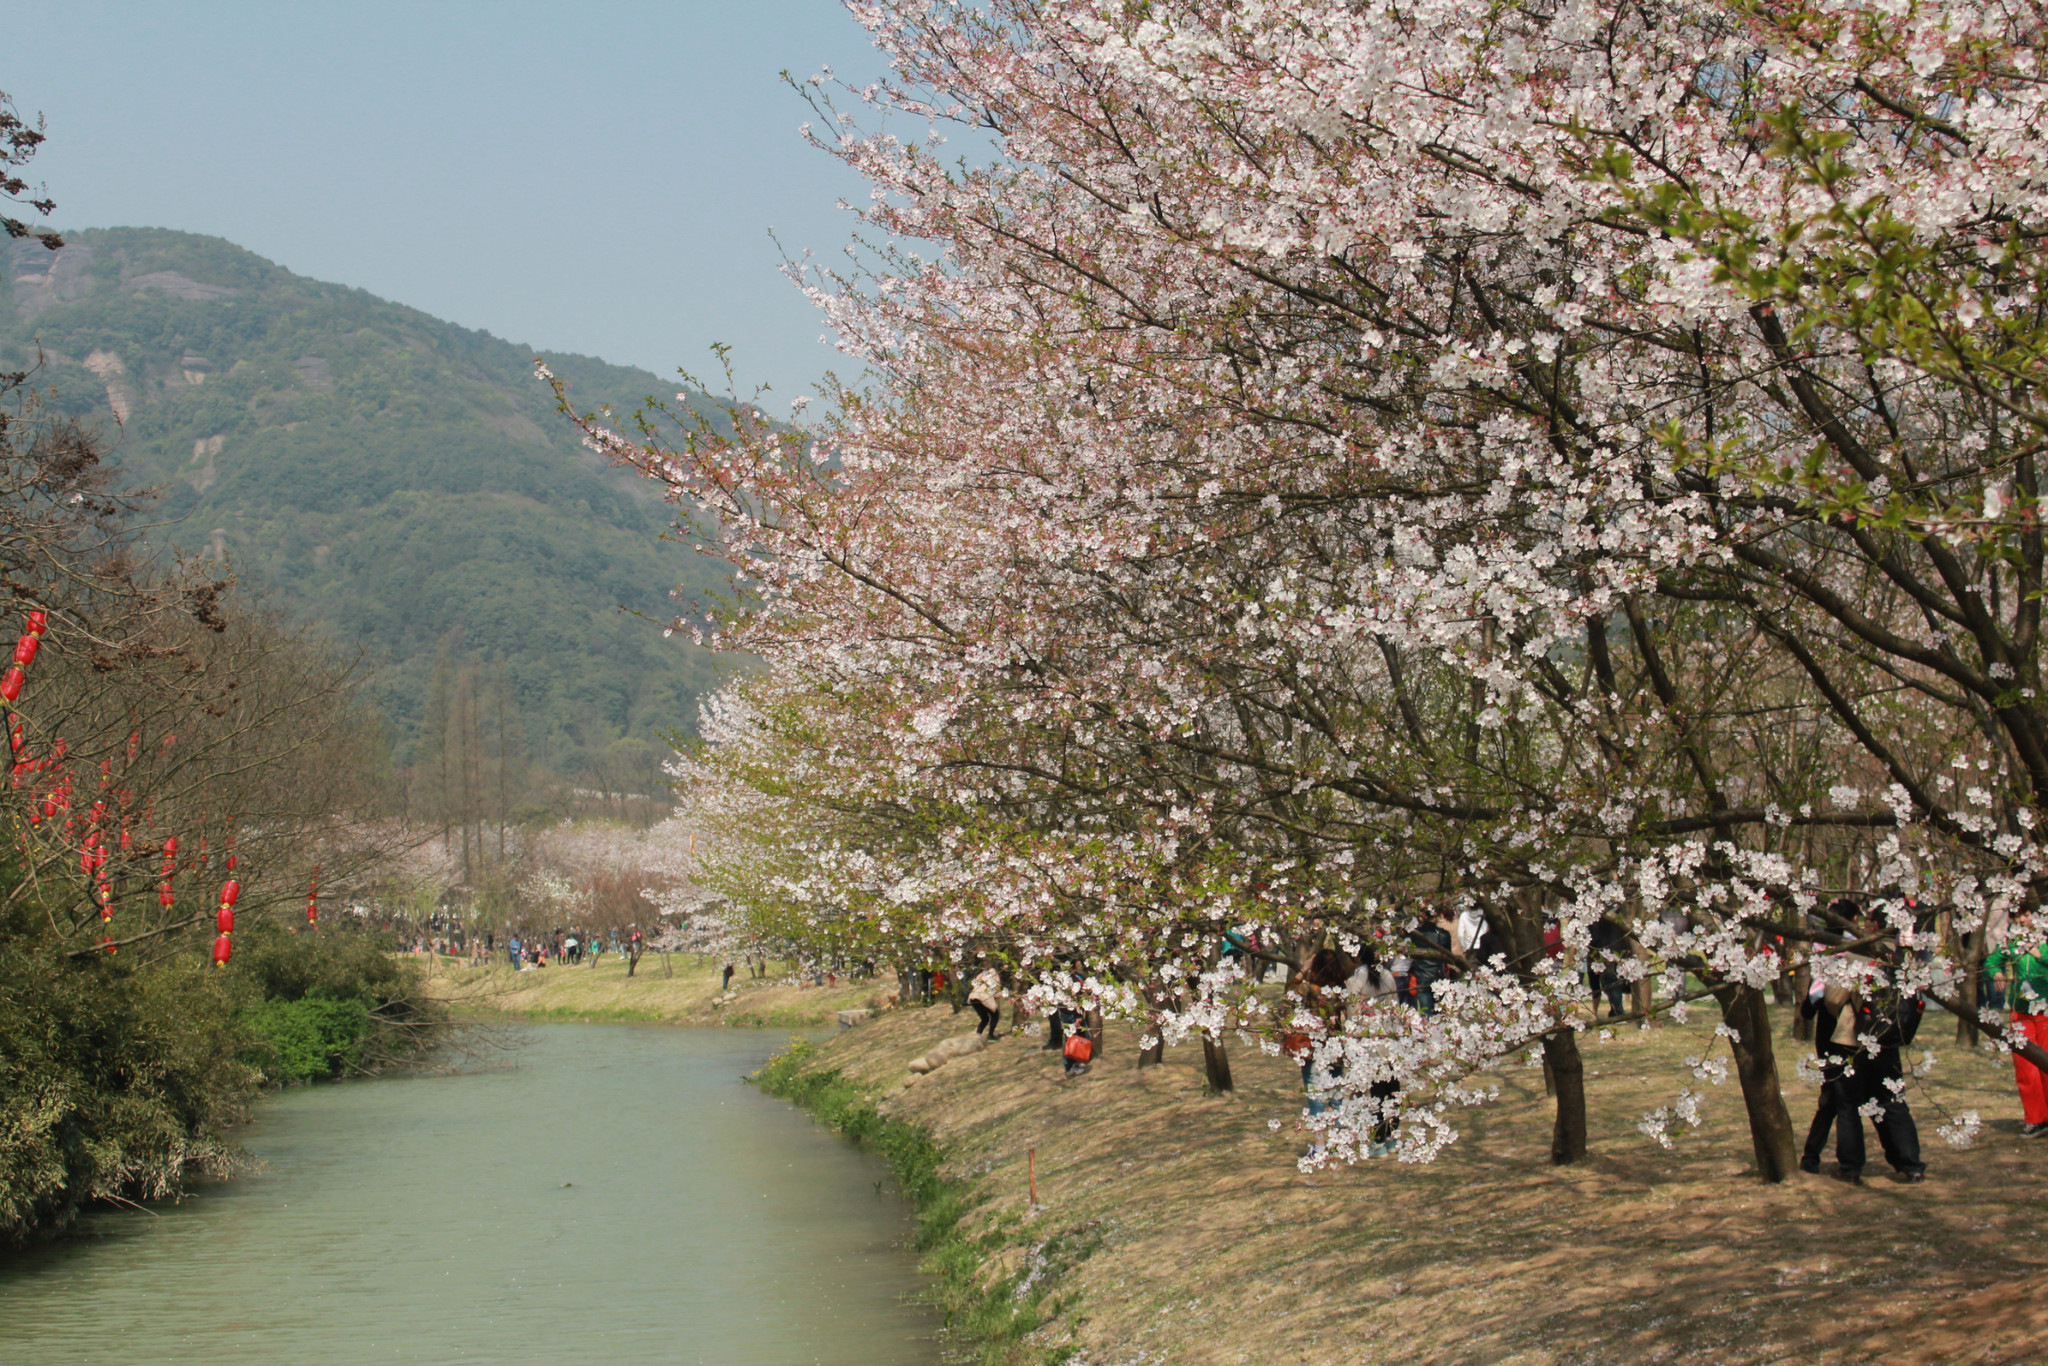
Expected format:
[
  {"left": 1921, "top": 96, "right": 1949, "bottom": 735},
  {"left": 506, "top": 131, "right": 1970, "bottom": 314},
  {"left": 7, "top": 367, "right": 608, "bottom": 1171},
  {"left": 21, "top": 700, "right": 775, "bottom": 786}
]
[{"left": 1988, "top": 920, "right": 2048, "bottom": 1138}]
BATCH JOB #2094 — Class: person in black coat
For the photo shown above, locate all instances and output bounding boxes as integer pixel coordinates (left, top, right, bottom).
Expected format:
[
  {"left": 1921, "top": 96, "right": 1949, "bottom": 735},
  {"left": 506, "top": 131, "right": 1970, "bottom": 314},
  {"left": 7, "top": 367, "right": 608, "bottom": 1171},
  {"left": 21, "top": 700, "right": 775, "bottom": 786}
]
[
  {"left": 1588, "top": 917, "right": 1629, "bottom": 1018},
  {"left": 1813, "top": 916, "right": 1928, "bottom": 1184},
  {"left": 1800, "top": 978, "right": 1858, "bottom": 1173},
  {"left": 1407, "top": 912, "right": 1453, "bottom": 1015}
]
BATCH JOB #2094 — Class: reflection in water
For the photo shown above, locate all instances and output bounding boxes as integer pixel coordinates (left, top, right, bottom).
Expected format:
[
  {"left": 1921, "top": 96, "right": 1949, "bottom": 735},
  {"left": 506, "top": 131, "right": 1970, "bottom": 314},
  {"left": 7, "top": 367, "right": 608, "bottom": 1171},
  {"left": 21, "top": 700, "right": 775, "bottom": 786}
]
[{"left": 0, "top": 1025, "right": 939, "bottom": 1365}]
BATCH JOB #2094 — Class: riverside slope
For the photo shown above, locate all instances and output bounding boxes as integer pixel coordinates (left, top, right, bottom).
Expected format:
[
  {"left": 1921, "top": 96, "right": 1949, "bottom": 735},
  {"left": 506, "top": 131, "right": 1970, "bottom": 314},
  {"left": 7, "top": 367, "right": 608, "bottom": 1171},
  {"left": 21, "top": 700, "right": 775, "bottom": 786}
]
[{"left": 777, "top": 1003, "right": 2048, "bottom": 1366}]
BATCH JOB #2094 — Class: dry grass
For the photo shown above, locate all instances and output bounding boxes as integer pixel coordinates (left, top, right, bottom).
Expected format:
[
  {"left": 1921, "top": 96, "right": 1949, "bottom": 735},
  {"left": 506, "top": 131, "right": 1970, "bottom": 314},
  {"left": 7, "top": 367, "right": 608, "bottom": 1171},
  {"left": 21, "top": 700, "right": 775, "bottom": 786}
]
[
  {"left": 806, "top": 1001, "right": 2048, "bottom": 1366},
  {"left": 421, "top": 952, "right": 887, "bottom": 1028}
]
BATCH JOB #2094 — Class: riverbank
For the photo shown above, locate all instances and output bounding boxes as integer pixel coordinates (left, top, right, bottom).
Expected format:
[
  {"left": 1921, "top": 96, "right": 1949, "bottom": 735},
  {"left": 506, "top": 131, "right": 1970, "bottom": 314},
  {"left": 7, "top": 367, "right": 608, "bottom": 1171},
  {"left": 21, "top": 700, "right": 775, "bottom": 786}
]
[
  {"left": 769, "top": 1003, "right": 2048, "bottom": 1366},
  {"left": 423, "top": 952, "right": 886, "bottom": 1028}
]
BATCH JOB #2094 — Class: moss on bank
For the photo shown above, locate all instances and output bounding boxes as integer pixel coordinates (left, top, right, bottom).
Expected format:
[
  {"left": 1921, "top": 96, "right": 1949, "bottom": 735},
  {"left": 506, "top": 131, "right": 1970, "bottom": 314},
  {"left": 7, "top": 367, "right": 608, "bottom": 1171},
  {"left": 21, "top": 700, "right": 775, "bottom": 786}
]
[{"left": 753, "top": 1039, "right": 1086, "bottom": 1365}]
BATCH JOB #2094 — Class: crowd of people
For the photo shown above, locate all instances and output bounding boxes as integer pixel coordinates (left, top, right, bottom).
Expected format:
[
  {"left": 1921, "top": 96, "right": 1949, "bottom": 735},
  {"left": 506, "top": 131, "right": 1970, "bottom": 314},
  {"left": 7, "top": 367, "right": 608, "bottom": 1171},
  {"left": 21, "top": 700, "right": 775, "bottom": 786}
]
[{"left": 892, "top": 898, "right": 2048, "bottom": 1179}]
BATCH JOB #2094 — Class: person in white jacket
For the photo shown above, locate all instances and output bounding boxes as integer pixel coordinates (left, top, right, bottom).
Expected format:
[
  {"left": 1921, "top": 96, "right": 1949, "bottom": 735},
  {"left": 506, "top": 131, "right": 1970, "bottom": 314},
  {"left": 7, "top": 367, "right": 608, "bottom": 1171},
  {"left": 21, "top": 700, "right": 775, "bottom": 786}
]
[{"left": 968, "top": 968, "right": 1004, "bottom": 1038}]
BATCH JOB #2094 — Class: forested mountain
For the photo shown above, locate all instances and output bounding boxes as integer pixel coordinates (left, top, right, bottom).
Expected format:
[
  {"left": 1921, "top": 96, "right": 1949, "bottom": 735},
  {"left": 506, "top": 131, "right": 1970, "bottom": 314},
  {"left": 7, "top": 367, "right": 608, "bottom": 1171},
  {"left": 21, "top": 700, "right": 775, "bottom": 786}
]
[{"left": 0, "top": 227, "right": 734, "bottom": 776}]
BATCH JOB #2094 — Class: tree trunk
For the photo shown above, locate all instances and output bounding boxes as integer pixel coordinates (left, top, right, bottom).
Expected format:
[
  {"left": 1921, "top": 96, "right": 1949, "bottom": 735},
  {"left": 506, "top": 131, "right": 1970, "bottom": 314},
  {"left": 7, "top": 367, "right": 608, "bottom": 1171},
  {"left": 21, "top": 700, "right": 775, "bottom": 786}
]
[
  {"left": 1139, "top": 1018, "right": 1165, "bottom": 1069},
  {"left": 1499, "top": 894, "right": 1586, "bottom": 1161},
  {"left": 1791, "top": 958, "right": 1814, "bottom": 1042},
  {"left": 1712, "top": 982, "right": 1798, "bottom": 1183},
  {"left": 1541, "top": 1030, "right": 1587, "bottom": 1163},
  {"left": 1956, "top": 929, "right": 1986, "bottom": 1048},
  {"left": 1201, "top": 1034, "right": 1234, "bottom": 1093}
]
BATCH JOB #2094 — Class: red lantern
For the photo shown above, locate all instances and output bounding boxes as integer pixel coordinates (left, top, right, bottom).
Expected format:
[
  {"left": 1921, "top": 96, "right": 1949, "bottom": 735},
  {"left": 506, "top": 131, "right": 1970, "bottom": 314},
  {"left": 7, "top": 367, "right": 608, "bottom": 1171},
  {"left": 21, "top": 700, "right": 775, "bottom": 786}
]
[
  {"left": 159, "top": 890, "right": 174, "bottom": 908},
  {"left": 101, "top": 937, "right": 116, "bottom": 955},
  {"left": 219, "top": 879, "right": 240, "bottom": 906},
  {"left": 25, "top": 610, "right": 47, "bottom": 636},
  {"left": 163, "top": 836, "right": 178, "bottom": 856},
  {"left": 216, "top": 905, "right": 234, "bottom": 934},
  {"left": 12, "top": 634, "right": 36, "bottom": 666},
  {"left": 212, "top": 934, "right": 232, "bottom": 966},
  {"left": 306, "top": 900, "right": 318, "bottom": 924},
  {"left": 0, "top": 668, "right": 24, "bottom": 702}
]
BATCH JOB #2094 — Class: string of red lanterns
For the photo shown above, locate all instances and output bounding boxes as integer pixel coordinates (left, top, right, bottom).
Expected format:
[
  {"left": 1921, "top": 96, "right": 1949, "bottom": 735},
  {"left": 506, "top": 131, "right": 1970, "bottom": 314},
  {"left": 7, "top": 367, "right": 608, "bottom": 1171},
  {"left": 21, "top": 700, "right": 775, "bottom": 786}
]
[
  {"left": 3, "top": 609, "right": 277, "bottom": 967},
  {"left": 212, "top": 855, "right": 240, "bottom": 966}
]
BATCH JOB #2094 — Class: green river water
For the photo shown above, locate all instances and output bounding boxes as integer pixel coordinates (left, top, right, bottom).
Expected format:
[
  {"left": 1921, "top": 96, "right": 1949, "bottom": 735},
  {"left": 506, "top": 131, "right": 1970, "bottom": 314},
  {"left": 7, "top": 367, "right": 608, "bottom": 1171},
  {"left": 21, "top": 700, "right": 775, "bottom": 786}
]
[{"left": 0, "top": 1025, "right": 941, "bottom": 1365}]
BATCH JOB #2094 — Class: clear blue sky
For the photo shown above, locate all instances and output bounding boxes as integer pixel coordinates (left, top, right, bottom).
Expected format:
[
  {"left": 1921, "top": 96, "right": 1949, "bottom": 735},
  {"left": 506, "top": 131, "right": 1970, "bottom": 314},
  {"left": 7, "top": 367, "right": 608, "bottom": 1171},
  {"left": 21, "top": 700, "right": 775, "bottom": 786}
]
[{"left": 4, "top": 1, "right": 893, "bottom": 406}]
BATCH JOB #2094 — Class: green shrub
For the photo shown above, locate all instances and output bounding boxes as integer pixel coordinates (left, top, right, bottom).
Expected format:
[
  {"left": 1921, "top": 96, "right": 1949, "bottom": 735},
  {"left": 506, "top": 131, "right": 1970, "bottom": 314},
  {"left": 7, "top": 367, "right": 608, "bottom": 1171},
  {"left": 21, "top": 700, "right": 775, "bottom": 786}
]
[
  {"left": 241, "top": 996, "right": 372, "bottom": 1082},
  {"left": 0, "top": 905, "right": 253, "bottom": 1246},
  {"left": 227, "top": 924, "right": 445, "bottom": 1083},
  {"left": 228, "top": 925, "right": 418, "bottom": 1009}
]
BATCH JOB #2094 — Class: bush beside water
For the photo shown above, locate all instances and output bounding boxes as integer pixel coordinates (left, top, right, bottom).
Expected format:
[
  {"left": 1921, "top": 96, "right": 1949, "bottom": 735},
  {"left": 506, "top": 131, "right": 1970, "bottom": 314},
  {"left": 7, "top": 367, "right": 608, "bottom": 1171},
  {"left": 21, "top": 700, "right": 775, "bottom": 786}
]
[
  {"left": 231, "top": 926, "right": 438, "bottom": 1083},
  {"left": 0, "top": 907, "right": 443, "bottom": 1246}
]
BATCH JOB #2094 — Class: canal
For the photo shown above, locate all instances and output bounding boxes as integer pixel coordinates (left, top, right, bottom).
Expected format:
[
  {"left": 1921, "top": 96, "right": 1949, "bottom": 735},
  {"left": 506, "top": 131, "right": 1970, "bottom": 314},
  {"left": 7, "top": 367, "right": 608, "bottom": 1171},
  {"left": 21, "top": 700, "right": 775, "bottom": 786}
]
[{"left": 0, "top": 1025, "right": 940, "bottom": 1364}]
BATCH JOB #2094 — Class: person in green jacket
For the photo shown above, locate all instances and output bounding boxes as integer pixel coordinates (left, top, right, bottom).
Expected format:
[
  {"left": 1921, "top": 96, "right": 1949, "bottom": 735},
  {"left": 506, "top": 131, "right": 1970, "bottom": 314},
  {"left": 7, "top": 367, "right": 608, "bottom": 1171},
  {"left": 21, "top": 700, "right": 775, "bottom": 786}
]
[{"left": 1987, "top": 922, "right": 2048, "bottom": 1138}]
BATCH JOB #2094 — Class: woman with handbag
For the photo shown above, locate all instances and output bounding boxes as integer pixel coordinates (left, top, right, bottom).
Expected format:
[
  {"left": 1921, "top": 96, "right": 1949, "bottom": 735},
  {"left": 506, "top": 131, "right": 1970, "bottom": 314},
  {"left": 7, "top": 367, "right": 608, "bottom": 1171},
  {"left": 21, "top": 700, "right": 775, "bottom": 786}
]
[{"left": 1059, "top": 1006, "right": 1095, "bottom": 1076}]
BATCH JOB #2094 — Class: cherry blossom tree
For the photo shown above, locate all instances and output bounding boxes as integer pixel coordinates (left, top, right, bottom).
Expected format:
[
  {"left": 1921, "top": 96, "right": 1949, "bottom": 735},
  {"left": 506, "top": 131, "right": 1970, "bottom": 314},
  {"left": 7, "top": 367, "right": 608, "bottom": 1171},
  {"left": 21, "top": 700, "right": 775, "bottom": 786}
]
[{"left": 560, "top": 0, "right": 2048, "bottom": 1178}]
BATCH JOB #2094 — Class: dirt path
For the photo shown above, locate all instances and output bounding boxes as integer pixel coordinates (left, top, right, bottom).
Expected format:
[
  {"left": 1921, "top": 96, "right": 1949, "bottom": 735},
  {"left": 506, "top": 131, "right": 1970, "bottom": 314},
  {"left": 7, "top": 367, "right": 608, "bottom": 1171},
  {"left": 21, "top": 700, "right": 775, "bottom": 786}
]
[
  {"left": 427, "top": 953, "right": 886, "bottom": 1029},
  {"left": 808, "top": 1004, "right": 2048, "bottom": 1365}
]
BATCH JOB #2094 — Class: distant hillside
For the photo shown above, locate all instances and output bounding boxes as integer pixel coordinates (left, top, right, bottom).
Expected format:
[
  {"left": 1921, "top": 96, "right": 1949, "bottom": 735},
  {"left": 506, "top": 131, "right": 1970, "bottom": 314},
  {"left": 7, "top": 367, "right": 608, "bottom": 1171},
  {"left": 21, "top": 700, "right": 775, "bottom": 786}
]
[{"left": 0, "top": 227, "right": 734, "bottom": 770}]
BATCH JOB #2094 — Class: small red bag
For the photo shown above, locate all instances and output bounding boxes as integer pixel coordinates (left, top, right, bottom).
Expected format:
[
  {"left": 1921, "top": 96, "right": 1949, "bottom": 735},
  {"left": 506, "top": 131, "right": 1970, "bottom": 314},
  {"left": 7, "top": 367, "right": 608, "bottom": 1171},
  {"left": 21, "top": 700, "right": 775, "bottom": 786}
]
[{"left": 1062, "top": 1035, "right": 1093, "bottom": 1063}]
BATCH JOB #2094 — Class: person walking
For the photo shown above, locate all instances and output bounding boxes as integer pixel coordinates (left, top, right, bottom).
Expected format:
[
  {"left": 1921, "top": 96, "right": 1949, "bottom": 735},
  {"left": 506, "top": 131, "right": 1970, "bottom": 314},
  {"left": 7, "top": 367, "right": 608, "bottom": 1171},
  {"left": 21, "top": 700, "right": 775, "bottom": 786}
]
[
  {"left": 1987, "top": 915, "right": 2048, "bottom": 1137},
  {"left": 968, "top": 967, "right": 1004, "bottom": 1039}
]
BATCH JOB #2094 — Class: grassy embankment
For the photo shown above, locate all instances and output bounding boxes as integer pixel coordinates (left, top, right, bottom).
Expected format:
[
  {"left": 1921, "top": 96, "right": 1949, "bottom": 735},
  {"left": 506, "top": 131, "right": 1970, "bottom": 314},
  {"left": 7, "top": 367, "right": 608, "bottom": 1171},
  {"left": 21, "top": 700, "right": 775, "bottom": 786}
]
[
  {"left": 423, "top": 950, "right": 886, "bottom": 1029},
  {"left": 761, "top": 1001, "right": 2048, "bottom": 1366}
]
